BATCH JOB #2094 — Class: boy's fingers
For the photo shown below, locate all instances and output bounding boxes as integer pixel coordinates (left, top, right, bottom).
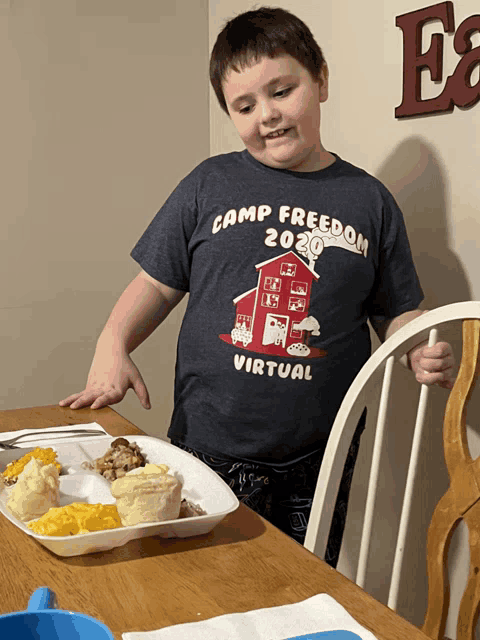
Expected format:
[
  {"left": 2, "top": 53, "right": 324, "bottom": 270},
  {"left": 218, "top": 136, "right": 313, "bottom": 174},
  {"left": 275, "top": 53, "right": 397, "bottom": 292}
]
[
  {"left": 60, "top": 389, "right": 104, "bottom": 408},
  {"left": 65, "top": 395, "right": 94, "bottom": 409},
  {"left": 421, "top": 358, "right": 454, "bottom": 373},
  {"left": 422, "top": 342, "right": 451, "bottom": 356},
  {"left": 415, "top": 366, "right": 455, "bottom": 387},
  {"left": 414, "top": 343, "right": 453, "bottom": 363},
  {"left": 59, "top": 393, "right": 84, "bottom": 406},
  {"left": 416, "top": 372, "right": 443, "bottom": 386},
  {"left": 132, "top": 377, "right": 151, "bottom": 409},
  {"left": 70, "top": 391, "right": 103, "bottom": 409},
  {"left": 90, "top": 387, "right": 127, "bottom": 409},
  {"left": 90, "top": 396, "right": 114, "bottom": 410},
  {"left": 69, "top": 388, "right": 115, "bottom": 409},
  {"left": 409, "top": 340, "right": 455, "bottom": 389}
]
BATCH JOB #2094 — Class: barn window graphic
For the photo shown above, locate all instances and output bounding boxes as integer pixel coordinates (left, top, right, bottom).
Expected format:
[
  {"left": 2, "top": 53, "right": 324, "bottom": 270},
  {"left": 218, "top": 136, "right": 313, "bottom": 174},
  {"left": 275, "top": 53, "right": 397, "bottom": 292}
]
[{"left": 219, "top": 251, "right": 326, "bottom": 359}]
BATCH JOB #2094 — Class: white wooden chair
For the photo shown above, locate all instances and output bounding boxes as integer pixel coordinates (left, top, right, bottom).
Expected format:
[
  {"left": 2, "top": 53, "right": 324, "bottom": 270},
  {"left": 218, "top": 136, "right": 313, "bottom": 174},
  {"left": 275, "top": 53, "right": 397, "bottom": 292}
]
[{"left": 304, "top": 301, "right": 480, "bottom": 640}]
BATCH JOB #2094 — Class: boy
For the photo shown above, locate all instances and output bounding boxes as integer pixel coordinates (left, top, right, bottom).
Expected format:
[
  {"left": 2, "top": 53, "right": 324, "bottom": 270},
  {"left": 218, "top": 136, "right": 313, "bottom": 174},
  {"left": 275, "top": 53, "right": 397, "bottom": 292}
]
[{"left": 60, "top": 7, "right": 454, "bottom": 565}]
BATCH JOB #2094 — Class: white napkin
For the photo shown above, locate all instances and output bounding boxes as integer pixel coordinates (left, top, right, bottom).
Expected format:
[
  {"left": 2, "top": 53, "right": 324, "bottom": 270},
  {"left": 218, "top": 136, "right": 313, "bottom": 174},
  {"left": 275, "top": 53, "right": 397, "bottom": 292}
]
[
  {"left": 0, "top": 422, "right": 109, "bottom": 447},
  {"left": 122, "top": 594, "right": 378, "bottom": 640}
]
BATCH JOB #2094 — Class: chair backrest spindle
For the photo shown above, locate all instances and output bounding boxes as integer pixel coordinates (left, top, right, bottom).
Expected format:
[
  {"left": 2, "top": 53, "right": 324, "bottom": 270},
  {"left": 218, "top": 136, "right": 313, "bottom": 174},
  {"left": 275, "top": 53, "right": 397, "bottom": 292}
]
[
  {"left": 388, "top": 328, "right": 438, "bottom": 610},
  {"left": 356, "top": 354, "right": 395, "bottom": 588}
]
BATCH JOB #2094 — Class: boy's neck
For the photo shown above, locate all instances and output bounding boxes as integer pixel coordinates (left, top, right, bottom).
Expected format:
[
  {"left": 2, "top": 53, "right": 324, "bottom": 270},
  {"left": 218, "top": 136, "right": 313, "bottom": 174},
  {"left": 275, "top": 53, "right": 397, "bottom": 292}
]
[
  {"left": 310, "top": 151, "right": 336, "bottom": 171},
  {"left": 250, "top": 149, "right": 337, "bottom": 173}
]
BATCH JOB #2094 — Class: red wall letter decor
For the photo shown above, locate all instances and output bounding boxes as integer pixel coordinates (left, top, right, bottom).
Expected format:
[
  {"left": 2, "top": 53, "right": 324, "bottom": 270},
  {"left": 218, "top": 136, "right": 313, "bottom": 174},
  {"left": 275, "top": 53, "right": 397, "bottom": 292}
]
[{"left": 395, "top": 1, "right": 480, "bottom": 118}]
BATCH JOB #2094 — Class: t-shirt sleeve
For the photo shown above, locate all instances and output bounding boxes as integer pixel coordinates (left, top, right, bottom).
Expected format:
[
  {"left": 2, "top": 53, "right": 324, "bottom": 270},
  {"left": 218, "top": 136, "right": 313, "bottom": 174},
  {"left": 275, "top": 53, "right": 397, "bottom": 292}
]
[
  {"left": 130, "top": 171, "right": 199, "bottom": 292},
  {"left": 367, "top": 186, "right": 424, "bottom": 326}
]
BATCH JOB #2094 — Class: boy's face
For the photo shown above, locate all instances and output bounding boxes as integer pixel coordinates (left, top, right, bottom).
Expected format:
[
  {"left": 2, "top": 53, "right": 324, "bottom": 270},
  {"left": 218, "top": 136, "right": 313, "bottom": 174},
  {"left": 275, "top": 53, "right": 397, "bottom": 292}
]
[{"left": 223, "top": 55, "right": 330, "bottom": 172}]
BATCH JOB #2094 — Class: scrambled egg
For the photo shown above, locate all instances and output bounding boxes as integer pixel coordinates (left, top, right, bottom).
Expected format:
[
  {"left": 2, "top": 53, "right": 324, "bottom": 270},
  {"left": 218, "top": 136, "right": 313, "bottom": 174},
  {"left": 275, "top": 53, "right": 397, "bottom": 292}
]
[
  {"left": 27, "top": 502, "right": 122, "bottom": 536},
  {"left": 2, "top": 447, "right": 61, "bottom": 485}
]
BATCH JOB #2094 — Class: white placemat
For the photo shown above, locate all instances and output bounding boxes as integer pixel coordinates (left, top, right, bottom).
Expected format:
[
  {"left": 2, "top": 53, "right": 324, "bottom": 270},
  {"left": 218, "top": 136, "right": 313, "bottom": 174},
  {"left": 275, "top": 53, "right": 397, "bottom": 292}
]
[
  {"left": 122, "top": 594, "right": 378, "bottom": 640},
  {"left": 0, "top": 422, "right": 109, "bottom": 447}
]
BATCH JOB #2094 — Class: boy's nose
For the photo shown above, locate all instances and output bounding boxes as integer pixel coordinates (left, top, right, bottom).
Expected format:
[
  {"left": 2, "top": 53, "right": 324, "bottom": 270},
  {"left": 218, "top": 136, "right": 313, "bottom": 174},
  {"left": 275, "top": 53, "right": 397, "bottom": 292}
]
[{"left": 259, "top": 99, "right": 280, "bottom": 124}]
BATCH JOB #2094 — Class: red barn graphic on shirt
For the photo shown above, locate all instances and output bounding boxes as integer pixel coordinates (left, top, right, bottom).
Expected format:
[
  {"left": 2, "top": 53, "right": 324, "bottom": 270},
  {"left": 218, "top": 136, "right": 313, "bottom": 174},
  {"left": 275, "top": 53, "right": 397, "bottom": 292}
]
[{"left": 219, "top": 251, "right": 326, "bottom": 358}]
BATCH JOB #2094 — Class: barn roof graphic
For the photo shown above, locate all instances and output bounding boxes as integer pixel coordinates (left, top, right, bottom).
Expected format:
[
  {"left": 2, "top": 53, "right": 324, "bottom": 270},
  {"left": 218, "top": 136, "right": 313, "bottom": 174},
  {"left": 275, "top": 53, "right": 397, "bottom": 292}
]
[
  {"left": 255, "top": 250, "right": 320, "bottom": 279},
  {"left": 232, "top": 287, "right": 257, "bottom": 305}
]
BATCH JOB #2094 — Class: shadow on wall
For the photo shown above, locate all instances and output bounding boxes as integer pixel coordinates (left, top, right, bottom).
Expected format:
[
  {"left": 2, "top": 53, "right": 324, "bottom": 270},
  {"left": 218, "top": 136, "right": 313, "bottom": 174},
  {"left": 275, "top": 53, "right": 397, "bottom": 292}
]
[
  {"left": 378, "top": 136, "right": 471, "bottom": 308},
  {"left": 337, "top": 137, "right": 477, "bottom": 636}
]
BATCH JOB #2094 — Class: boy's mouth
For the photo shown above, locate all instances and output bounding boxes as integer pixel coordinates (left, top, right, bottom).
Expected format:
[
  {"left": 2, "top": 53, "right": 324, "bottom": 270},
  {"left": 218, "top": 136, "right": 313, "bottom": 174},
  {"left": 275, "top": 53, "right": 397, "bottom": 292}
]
[{"left": 264, "top": 127, "right": 292, "bottom": 140}]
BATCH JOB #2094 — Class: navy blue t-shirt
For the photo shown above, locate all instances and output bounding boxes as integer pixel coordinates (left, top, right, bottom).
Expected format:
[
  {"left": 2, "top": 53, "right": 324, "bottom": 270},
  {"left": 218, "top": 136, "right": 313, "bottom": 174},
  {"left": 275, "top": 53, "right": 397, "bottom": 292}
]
[{"left": 131, "top": 151, "right": 423, "bottom": 464}]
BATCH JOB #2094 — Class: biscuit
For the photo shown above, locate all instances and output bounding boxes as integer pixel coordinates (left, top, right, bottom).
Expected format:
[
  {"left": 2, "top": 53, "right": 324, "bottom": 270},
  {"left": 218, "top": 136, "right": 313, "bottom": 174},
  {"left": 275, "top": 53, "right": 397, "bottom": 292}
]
[{"left": 110, "top": 473, "right": 182, "bottom": 526}]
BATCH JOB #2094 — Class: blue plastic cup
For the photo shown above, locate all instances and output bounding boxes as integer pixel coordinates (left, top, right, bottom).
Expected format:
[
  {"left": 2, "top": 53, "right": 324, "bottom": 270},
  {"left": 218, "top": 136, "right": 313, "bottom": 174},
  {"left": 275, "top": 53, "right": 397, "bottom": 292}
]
[{"left": 0, "top": 587, "right": 115, "bottom": 639}]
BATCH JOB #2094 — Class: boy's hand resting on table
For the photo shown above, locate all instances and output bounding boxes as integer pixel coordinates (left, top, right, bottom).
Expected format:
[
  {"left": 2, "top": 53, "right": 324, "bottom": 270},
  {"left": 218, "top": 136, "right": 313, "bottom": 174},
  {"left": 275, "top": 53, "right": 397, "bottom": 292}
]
[
  {"left": 59, "top": 270, "right": 184, "bottom": 411},
  {"left": 59, "top": 349, "right": 151, "bottom": 410},
  {"left": 407, "top": 341, "right": 455, "bottom": 389}
]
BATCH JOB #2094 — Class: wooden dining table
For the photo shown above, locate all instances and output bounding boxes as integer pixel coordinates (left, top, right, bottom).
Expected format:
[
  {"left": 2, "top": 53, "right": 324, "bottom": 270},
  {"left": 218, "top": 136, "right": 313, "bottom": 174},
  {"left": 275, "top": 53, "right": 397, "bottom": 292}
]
[{"left": 0, "top": 405, "right": 431, "bottom": 640}]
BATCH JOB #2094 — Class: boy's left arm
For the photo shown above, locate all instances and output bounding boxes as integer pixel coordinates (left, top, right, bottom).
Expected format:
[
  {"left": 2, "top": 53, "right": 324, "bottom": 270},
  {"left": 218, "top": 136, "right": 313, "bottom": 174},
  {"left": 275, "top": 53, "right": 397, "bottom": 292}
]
[{"left": 374, "top": 309, "right": 455, "bottom": 389}]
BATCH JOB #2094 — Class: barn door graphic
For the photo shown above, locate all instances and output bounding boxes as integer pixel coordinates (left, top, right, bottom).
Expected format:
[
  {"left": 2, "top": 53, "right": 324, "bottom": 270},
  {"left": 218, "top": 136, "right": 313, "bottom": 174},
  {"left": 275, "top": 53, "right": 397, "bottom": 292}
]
[{"left": 262, "top": 314, "right": 289, "bottom": 347}]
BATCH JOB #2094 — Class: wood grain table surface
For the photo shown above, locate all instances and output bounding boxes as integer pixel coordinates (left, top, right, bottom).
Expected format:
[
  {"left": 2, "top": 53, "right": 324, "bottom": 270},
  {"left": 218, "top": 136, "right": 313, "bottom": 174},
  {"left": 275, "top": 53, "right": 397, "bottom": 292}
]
[{"left": 0, "top": 405, "right": 431, "bottom": 640}]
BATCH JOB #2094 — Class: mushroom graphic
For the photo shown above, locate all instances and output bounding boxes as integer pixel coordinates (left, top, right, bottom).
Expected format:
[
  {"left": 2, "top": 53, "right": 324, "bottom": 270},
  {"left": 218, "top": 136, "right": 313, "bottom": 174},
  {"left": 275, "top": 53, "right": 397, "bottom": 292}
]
[{"left": 295, "top": 316, "right": 320, "bottom": 344}]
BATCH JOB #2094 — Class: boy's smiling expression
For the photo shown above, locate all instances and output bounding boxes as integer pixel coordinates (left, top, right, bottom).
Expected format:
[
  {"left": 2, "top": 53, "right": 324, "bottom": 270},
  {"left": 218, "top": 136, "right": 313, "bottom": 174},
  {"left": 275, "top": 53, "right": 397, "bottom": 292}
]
[{"left": 223, "top": 55, "right": 334, "bottom": 172}]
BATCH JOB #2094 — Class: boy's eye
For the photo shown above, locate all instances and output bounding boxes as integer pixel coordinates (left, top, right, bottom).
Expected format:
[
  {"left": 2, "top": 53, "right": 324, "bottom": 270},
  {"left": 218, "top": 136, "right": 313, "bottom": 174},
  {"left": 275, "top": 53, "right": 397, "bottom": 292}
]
[
  {"left": 239, "top": 104, "right": 253, "bottom": 114},
  {"left": 274, "top": 87, "right": 292, "bottom": 98}
]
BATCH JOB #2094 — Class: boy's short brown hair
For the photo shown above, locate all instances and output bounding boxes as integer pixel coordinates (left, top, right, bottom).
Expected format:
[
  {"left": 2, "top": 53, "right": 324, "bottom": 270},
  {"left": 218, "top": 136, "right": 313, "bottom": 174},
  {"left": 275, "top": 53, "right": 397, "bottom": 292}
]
[{"left": 210, "top": 6, "right": 326, "bottom": 115}]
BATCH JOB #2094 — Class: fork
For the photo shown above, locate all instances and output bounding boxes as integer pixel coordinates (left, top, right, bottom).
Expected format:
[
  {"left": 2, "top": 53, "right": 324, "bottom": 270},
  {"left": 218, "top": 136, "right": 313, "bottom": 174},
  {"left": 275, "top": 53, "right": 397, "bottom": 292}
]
[{"left": 0, "top": 428, "right": 107, "bottom": 450}]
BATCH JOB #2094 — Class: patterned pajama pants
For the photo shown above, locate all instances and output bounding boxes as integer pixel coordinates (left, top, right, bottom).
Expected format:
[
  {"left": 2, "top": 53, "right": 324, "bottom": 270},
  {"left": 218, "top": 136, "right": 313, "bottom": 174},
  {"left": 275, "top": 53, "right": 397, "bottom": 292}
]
[{"left": 171, "top": 411, "right": 365, "bottom": 569}]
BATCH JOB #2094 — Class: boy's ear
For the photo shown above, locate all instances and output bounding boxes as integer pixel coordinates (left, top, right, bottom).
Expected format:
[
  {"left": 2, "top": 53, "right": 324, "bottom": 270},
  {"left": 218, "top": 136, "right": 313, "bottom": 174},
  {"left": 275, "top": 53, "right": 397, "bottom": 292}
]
[{"left": 318, "top": 64, "right": 329, "bottom": 103}]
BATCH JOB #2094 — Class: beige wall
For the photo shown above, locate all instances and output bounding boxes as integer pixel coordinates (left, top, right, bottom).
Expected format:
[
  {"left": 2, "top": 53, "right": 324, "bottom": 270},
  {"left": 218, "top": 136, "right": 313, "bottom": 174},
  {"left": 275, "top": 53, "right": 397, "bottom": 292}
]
[
  {"left": 209, "top": 1, "right": 480, "bottom": 637},
  {"left": 0, "top": 0, "right": 209, "bottom": 436}
]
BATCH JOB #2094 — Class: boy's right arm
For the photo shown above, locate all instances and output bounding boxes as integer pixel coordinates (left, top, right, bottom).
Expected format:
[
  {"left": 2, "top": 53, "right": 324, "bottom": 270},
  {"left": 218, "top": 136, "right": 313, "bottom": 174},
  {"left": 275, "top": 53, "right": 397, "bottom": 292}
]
[{"left": 59, "top": 270, "right": 186, "bottom": 410}]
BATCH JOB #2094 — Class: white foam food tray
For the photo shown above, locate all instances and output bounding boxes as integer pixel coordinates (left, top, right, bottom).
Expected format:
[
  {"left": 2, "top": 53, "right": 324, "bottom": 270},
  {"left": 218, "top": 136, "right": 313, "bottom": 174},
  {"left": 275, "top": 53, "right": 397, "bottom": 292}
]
[{"left": 0, "top": 435, "right": 239, "bottom": 557}]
